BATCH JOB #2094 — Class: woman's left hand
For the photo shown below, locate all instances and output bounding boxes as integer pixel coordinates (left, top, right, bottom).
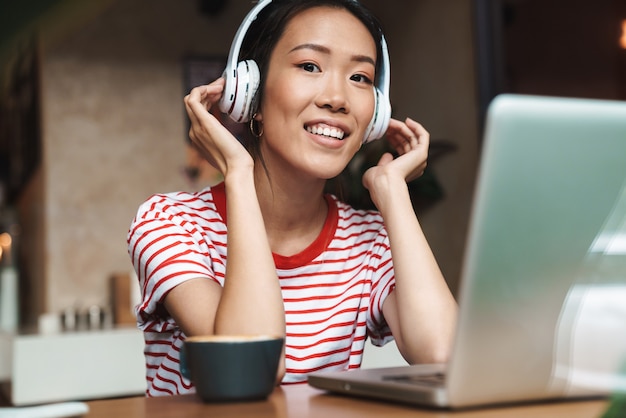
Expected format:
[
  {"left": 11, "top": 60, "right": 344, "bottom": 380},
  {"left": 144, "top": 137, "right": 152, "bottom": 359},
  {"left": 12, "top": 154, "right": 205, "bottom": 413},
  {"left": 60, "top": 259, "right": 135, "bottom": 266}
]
[{"left": 362, "top": 117, "right": 430, "bottom": 206}]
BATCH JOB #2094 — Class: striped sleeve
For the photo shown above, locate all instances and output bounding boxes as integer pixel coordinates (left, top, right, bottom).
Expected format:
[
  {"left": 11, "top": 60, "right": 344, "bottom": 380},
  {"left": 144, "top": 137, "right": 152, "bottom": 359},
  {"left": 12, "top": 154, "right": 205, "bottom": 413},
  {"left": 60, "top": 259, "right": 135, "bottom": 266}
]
[
  {"left": 127, "top": 190, "right": 227, "bottom": 332},
  {"left": 366, "top": 229, "right": 395, "bottom": 346}
]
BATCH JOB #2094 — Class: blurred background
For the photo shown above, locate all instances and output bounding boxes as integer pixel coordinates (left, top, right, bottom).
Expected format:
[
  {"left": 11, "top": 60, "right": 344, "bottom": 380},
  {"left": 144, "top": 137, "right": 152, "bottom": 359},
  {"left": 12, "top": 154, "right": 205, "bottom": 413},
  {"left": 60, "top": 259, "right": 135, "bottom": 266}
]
[{"left": 0, "top": 0, "right": 625, "bottom": 335}]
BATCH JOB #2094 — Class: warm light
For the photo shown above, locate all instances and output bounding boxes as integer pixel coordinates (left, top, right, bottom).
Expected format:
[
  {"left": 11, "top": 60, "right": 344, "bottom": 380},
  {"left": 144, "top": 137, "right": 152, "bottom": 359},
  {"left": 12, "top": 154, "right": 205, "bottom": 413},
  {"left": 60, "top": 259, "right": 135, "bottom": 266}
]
[
  {"left": 0, "top": 232, "right": 9, "bottom": 262},
  {"left": 621, "top": 20, "right": 626, "bottom": 49},
  {"left": 0, "top": 232, "right": 11, "bottom": 249}
]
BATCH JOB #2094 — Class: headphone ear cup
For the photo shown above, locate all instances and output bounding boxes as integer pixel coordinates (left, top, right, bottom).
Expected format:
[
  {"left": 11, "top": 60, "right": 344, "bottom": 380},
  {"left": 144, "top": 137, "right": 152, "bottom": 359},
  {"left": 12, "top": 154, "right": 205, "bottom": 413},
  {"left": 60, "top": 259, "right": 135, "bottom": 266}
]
[
  {"left": 228, "top": 60, "right": 260, "bottom": 123},
  {"left": 363, "top": 87, "right": 391, "bottom": 143}
]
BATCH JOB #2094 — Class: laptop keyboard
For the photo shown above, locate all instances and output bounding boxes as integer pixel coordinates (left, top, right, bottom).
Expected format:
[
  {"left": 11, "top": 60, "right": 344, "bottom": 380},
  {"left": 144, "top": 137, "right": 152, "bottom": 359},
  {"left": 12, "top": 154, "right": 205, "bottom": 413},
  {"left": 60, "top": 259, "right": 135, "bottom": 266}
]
[{"left": 382, "top": 372, "right": 446, "bottom": 387}]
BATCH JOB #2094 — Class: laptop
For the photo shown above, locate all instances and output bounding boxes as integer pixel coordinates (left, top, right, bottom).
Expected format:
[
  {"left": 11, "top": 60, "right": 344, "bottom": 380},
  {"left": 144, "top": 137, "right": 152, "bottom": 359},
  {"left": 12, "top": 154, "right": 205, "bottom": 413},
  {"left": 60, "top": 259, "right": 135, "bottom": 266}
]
[{"left": 308, "top": 94, "right": 626, "bottom": 408}]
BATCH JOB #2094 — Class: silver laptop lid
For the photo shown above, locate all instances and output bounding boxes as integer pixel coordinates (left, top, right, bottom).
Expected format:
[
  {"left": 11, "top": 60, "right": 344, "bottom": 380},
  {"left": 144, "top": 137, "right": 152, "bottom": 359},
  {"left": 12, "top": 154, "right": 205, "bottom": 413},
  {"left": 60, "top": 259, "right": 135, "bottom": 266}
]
[{"left": 448, "top": 94, "right": 626, "bottom": 407}]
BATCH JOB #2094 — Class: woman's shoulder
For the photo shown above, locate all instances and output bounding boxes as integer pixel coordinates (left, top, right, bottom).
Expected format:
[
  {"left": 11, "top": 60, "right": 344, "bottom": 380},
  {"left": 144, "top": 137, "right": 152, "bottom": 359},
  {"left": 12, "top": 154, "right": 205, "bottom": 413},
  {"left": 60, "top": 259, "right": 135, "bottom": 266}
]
[
  {"left": 328, "top": 194, "right": 385, "bottom": 228},
  {"left": 136, "top": 182, "right": 224, "bottom": 217}
]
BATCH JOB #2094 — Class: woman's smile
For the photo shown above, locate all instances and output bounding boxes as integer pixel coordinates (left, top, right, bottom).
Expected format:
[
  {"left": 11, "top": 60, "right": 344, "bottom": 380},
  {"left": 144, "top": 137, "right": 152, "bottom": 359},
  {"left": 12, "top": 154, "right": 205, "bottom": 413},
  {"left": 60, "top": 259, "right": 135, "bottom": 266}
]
[{"left": 305, "top": 123, "right": 346, "bottom": 140}]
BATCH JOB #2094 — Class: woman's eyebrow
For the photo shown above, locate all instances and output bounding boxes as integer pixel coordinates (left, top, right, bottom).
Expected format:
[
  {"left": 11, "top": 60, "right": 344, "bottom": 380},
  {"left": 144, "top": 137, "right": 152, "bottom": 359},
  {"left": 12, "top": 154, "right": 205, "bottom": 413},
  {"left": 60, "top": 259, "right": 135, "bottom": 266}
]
[{"left": 290, "top": 43, "right": 375, "bottom": 67}]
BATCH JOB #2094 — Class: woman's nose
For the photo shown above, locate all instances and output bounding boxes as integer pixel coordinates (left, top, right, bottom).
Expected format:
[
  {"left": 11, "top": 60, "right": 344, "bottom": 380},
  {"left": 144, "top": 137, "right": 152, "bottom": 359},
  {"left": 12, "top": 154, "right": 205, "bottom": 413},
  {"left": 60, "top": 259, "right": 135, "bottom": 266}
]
[{"left": 316, "top": 75, "right": 350, "bottom": 113}]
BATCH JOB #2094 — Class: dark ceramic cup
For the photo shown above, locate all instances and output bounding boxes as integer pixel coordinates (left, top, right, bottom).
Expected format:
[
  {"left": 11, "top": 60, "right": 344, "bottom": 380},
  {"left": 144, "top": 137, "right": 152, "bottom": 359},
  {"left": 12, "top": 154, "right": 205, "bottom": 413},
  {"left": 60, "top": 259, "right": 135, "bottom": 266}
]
[{"left": 181, "top": 335, "right": 284, "bottom": 402}]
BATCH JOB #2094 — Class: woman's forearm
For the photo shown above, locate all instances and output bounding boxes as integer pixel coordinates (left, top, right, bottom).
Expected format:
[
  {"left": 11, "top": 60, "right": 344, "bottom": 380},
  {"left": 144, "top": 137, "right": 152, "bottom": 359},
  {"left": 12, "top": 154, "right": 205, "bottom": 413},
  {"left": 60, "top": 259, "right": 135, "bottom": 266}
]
[
  {"left": 214, "top": 170, "right": 286, "bottom": 338},
  {"left": 378, "top": 177, "right": 457, "bottom": 364}
]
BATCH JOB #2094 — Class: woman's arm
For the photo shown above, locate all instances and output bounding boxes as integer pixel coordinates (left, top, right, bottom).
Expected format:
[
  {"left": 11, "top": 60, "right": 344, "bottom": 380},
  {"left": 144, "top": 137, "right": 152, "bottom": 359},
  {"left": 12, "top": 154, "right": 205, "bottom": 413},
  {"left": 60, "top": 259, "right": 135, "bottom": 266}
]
[
  {"left": 164, "top": 79, "right": 286, "bottom": 381},
  {"left": 363, "top": 118, "right": 457, "bottom": 365}
]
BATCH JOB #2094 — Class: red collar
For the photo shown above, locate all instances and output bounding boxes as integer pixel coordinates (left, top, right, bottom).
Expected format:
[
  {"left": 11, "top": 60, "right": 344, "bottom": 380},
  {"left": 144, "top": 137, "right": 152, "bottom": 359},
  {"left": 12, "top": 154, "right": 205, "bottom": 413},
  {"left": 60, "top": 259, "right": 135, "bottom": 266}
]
[{"left": 211, "top": 182, "right": 338, "bottom": 268}]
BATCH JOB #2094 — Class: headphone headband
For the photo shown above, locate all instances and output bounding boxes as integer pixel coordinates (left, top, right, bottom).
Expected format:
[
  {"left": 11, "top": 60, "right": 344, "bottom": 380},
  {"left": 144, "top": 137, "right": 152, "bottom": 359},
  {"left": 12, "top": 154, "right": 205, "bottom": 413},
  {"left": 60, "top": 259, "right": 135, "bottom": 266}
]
[{"left": 218, "top": 0, "right": 391, "bottom": 143}]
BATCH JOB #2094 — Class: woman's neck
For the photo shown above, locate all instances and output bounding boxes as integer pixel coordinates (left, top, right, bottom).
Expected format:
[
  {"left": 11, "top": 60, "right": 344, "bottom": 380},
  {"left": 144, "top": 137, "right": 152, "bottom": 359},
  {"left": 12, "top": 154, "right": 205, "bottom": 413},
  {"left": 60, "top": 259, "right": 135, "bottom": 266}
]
[{"left": 254, "top": 169, "right": 329, "bottom": 257}]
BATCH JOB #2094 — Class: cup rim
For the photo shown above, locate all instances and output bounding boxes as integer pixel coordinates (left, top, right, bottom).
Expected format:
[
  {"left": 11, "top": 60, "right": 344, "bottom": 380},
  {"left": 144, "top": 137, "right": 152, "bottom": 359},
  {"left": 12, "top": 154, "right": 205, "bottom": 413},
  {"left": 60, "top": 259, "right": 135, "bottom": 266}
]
[{"left": 185, "top": 334, "right": 284, "bottom": 343}]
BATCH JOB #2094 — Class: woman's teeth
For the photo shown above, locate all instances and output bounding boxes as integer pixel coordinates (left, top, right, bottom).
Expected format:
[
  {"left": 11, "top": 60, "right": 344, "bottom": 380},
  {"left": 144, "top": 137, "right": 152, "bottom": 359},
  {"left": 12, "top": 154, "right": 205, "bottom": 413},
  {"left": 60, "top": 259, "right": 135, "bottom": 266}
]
[{"left": 306, "top": 125, "right": 345, "bottom": 140}]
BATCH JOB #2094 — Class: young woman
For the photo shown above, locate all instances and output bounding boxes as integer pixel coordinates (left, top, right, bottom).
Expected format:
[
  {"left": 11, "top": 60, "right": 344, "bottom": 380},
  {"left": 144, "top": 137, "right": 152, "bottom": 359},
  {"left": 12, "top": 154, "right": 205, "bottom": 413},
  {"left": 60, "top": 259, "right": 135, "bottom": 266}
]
[{"left": 128, "top": 0, "right": 457, "bottom": 397}]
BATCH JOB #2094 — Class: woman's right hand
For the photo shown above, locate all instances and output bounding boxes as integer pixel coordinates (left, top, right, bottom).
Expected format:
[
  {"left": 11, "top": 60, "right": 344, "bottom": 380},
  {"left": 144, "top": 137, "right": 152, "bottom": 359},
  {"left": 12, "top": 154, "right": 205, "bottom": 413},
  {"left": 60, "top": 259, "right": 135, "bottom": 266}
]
[{"left": 184, "top": 78, "right": 254, "bottom": 177}]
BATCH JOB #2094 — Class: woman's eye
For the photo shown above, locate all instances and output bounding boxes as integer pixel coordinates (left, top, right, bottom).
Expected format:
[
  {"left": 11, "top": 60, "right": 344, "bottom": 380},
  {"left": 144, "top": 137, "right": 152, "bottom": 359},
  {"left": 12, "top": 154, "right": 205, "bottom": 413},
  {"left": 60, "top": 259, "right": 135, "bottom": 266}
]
[
  {"left": 351, "top": 74, "right": 373, "bottom": 84},
  {"left": 300, "top": 63, "right": 320, "bottom": 73}
]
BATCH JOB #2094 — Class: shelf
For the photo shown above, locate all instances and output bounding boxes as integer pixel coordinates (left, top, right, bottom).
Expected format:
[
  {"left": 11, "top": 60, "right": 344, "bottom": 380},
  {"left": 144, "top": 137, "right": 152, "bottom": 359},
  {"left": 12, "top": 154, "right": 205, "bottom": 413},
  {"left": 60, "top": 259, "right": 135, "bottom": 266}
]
[{"left": 0, "top": 327, "right": 145, "bottom": 406}]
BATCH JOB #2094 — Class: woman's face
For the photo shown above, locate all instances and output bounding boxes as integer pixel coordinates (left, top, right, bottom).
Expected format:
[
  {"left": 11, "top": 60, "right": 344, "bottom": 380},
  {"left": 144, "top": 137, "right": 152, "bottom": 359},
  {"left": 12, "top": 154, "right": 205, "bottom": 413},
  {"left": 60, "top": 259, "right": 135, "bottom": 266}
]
[{"left": 257, "top": 6, "right": 377, "bottom": 181}]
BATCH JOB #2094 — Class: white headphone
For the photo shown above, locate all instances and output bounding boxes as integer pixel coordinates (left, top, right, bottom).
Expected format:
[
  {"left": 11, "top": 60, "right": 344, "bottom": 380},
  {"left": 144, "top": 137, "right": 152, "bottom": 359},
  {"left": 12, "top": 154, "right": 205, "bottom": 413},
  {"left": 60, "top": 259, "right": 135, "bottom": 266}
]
[{"left": 218, "top": 0, "right": 391, "bottom": 143}]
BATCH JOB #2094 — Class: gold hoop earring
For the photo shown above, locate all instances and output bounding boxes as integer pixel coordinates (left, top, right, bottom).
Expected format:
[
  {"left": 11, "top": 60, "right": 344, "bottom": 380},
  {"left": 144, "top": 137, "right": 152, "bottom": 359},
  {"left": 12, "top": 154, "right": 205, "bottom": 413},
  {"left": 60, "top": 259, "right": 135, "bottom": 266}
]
[{"left": 249, "top": 114, "right": 264, "bottom": 138}]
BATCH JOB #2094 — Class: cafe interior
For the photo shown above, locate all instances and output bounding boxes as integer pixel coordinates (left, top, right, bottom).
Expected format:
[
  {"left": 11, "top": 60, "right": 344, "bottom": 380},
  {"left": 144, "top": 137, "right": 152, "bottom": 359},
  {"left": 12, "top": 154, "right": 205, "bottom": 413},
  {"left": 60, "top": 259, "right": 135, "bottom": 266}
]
[{"left": 0, "top": 0, "right": 625, "bottom": 413}]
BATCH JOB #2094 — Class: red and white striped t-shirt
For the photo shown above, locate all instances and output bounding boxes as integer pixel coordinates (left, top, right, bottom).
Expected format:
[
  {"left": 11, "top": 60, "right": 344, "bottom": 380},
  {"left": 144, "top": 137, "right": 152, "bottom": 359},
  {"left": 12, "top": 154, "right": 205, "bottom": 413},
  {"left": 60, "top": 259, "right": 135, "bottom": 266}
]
[{"left": 127, "top": 182, "right": 396, "bottom": 397}]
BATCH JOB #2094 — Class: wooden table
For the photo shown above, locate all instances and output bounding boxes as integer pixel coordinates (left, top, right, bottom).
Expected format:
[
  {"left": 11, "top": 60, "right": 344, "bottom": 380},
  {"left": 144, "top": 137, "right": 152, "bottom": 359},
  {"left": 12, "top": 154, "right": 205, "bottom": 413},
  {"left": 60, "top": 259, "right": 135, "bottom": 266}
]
[{"left": 86, "top": 383, "right": 611, "bottom": 418}]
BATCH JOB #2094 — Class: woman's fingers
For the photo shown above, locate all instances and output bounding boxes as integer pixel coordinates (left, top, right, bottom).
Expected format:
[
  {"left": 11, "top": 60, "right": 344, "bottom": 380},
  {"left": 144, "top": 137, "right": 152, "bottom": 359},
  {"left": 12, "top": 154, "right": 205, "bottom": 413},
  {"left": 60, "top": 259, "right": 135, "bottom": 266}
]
[
  {"left": 386, "top": 118, "right": 429, "bottom": 156},
  {"left": 378, "top": 117, "right": 430, "bottom": 182},
  {"left": 183, "top": 78, "right": 253, "bottom": 176}
]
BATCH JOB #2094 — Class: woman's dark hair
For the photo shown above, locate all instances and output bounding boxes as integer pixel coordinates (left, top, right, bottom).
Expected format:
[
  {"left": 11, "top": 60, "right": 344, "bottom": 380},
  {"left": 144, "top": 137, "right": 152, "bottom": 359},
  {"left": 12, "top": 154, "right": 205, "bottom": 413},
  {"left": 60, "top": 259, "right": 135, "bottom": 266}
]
[{"left": 238, "top": 0, "right": 385, "bottom": 156}]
